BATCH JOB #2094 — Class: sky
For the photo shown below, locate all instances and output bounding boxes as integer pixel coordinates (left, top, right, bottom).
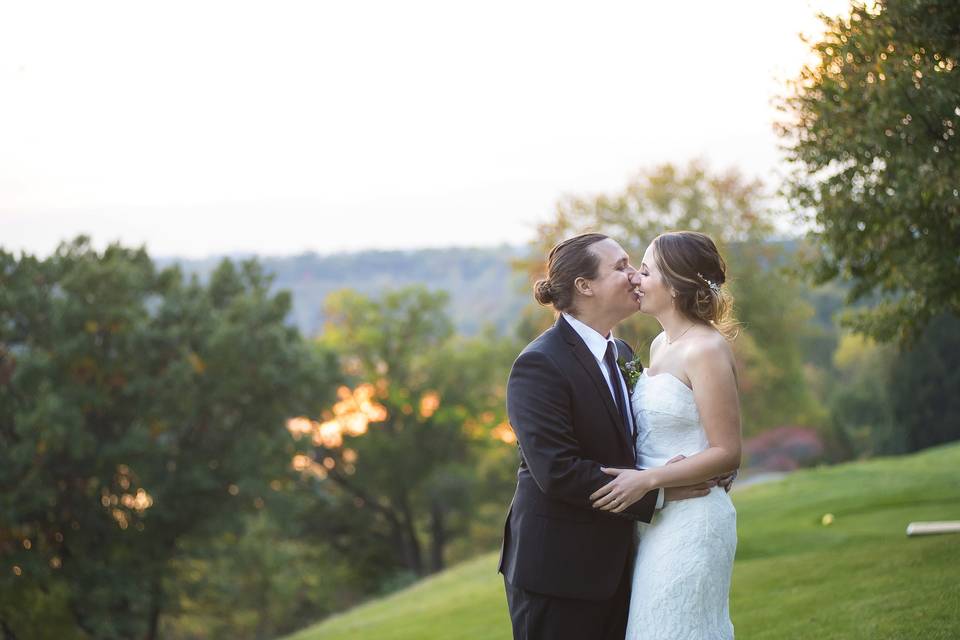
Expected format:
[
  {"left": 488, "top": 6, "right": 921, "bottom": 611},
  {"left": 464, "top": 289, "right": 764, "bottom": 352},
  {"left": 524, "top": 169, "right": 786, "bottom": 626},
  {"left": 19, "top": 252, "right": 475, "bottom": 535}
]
[{"left": 1, "top": 0, "right": 851, "bottom": 258}]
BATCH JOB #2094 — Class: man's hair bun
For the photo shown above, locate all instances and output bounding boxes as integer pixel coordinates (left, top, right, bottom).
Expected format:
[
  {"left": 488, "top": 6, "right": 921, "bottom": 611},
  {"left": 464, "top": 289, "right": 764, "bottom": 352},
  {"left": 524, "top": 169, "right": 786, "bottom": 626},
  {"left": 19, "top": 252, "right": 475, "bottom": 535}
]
[{"left": 534, "top": 279, "right": 554, "bottom": 305}]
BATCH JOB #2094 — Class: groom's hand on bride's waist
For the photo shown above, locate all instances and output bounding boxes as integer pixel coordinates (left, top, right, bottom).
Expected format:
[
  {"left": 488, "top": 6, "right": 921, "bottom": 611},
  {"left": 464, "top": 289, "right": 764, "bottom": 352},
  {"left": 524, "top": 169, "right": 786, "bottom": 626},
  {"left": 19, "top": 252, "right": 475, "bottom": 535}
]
[{"left": 715, "top": 469, "right": 737, "bottom": 493}]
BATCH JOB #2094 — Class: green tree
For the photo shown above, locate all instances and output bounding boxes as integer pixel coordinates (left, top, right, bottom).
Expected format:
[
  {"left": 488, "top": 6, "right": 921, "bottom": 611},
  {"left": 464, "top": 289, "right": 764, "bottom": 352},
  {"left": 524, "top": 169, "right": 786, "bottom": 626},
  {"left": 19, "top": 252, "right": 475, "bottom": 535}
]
[
  {"left": 777, "top": 0, "right": 960, "bottom": 343},
  {"left": 826, "top": 332, "right": 897, "bottom": 458},
  {"left": 159, "top": 510, "right": 361, "bottom": 640},
  {"left": 824, "top": 312, "right": 960, "bottom": 458},
  {"left": 517, "top": 161, "right": 823, "bottom": 435},
  {"left": 289, "top": 287, "right": 516, "bottom": 584},
  {"left": 0, "top": 237, "right": 330, "bottom": 638},
  {"left": 888, "top": 313, "right": 960, "bottom": 451}
]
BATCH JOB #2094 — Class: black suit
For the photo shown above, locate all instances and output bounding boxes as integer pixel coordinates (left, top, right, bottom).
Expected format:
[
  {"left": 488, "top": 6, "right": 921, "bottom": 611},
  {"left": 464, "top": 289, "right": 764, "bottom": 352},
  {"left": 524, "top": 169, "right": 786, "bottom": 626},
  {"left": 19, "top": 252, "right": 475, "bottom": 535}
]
[{"left": 499, "top": 315, "right": 658, "bottom": 639}]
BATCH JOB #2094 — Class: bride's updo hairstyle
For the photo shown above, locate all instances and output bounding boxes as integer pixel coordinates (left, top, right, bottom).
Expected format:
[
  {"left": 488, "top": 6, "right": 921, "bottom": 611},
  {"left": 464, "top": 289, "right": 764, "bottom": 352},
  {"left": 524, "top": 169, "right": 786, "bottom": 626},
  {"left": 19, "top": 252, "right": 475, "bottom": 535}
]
[
  {"left": 652, "top": 231, "right": 738, "bottom": 340},
  {"left": 534, "top": 232, "right": 609, "bottom": 314}
]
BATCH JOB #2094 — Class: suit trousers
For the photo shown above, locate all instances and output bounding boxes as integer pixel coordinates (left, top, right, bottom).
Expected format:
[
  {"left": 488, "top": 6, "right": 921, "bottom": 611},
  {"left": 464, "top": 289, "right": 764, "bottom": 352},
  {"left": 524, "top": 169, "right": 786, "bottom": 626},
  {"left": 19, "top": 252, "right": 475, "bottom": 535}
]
[{"left": 503, "top": 558, "right": 632, "bottom": 640}]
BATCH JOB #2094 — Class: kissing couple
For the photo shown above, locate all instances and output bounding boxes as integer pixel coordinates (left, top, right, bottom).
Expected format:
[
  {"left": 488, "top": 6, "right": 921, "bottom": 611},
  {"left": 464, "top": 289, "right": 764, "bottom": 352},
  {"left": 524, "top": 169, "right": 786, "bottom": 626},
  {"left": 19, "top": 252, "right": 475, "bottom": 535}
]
[{"left": 499, "top": 231, "right": 741, "bottom": 639}]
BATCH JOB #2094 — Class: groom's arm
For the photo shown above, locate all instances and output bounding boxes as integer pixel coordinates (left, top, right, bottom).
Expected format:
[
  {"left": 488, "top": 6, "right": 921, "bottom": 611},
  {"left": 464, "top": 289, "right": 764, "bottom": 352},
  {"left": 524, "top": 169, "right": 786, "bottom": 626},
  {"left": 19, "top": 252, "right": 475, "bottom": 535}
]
[{"left": 507, "top": 349, "right": 658, "bottom": 523}]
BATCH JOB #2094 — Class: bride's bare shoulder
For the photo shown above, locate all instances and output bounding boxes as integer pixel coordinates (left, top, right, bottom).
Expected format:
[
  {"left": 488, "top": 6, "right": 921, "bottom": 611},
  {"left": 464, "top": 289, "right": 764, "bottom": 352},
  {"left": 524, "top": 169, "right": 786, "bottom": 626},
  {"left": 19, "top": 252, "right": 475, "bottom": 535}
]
[
  {"left": 684, "top": 327, "right": 735, "bottom": 368},
  {"left": 649, "top": 331, "right": 667, "bottom": 358}
]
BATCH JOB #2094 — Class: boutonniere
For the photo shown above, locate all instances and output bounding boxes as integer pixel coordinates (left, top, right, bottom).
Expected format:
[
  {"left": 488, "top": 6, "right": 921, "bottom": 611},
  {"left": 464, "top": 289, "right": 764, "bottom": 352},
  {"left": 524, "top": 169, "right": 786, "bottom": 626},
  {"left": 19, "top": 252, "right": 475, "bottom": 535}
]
[{"left": 617, "top": 354, "right": 644, "bottom": 391}]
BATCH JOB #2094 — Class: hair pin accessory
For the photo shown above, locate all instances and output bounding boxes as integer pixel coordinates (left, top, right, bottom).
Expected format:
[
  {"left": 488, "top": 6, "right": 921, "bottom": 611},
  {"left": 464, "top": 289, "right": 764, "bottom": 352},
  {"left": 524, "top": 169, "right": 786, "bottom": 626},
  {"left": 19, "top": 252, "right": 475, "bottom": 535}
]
[{"left": 697, "top": 272, "right": 721, "bottom": 293}]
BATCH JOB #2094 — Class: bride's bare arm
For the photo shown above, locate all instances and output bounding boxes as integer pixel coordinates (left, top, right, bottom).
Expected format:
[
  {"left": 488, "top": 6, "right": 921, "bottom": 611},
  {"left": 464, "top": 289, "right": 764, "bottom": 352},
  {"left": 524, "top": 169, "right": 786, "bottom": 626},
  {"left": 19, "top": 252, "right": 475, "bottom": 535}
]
[{"left": 591, "top": 338, "right": 741, "bottom": 513}]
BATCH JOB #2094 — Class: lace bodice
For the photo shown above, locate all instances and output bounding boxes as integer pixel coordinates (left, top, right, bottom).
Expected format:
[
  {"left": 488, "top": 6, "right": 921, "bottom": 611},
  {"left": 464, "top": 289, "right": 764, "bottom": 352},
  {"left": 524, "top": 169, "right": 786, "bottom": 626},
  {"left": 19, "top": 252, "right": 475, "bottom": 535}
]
[{"left": 632, "top": 369, "right": 709, "bottom": 468}]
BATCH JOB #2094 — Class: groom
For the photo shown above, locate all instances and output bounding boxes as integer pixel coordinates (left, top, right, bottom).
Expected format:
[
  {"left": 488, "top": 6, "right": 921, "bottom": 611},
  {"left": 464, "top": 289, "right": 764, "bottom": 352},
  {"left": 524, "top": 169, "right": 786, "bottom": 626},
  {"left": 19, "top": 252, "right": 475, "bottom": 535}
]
[{"left": 498, "top": 233, "right": 719, "bottom": 639}]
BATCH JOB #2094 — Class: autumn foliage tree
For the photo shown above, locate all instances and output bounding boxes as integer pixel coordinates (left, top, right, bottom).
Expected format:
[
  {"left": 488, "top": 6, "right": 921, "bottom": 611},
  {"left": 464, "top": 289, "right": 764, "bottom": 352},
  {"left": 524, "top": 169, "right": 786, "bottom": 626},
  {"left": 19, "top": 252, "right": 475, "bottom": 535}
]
[{"left": 287, "top": 287, "right": 517, "bottom": 581}]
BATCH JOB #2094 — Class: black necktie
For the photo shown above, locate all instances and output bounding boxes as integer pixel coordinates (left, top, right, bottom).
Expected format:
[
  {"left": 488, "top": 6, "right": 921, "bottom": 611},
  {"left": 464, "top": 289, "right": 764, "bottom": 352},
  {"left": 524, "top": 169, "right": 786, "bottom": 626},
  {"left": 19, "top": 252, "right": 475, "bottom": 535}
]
[{"left": 604, "top": 341, "right": 632, "bottom": 439}]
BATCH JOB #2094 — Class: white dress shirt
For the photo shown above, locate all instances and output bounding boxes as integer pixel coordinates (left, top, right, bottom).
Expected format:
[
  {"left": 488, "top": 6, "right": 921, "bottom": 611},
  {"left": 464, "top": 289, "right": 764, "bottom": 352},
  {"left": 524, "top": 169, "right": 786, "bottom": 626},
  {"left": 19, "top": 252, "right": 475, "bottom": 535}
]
[{"left": 563, "top": 313, "right": 665, "bottom": 510}]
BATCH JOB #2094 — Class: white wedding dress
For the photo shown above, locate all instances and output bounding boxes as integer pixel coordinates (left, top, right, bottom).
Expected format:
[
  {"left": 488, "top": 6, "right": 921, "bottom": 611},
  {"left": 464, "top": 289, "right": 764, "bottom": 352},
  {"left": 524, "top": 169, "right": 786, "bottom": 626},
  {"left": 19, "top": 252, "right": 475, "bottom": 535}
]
[{"left": 625, "top": 369, "right": 737, "bottom": 640}]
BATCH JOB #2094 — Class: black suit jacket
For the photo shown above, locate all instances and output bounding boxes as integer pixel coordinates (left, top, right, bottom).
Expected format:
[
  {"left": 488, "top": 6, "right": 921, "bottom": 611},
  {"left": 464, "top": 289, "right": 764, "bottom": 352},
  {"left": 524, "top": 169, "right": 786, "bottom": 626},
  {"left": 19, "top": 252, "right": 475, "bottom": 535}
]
[{"left": 498, "top": 315, "right": 659, "bottom": 601}]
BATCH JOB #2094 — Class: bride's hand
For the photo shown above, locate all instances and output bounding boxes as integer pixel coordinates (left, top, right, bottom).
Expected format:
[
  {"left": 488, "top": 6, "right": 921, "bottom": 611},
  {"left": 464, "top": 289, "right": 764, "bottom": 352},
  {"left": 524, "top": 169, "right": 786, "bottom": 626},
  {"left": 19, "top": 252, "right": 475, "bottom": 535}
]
[{"left": 590, "top": 468, "right": 657, "bottom": 513}]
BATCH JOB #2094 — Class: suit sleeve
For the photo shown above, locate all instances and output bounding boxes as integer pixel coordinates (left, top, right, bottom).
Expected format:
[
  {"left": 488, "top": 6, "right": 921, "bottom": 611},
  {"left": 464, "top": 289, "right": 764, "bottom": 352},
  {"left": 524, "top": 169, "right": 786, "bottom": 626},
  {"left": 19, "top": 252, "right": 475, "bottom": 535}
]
[{"left": 506, "top": 349, "right": 657, "bottom": 523}]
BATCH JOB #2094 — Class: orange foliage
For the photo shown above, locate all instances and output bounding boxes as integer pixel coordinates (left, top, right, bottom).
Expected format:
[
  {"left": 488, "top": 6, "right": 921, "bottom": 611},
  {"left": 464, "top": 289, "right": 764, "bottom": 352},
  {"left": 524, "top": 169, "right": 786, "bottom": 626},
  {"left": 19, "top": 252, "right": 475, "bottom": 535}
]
[
  {"left": 285, "top": 383, "right": 388, "bottom": 451},
  {"left": 419, "top": 391, "right": 440, "bottom": 418},
  {"left": 101, "top": 464, "right": 155, "bottom": 530},
  {"left": 285, "top": 383, "right": 390, "bottom": 480},
  {"left": 491, "top": 422, "right": 517, "bottom": 444}
]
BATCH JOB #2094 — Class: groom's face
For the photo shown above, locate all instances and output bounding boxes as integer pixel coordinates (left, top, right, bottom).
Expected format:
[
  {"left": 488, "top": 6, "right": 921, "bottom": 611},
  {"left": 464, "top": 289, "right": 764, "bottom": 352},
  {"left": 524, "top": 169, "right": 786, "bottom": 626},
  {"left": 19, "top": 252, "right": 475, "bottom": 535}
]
[{"left": 581, "top": 238, "right": 639, "bottom": 322}]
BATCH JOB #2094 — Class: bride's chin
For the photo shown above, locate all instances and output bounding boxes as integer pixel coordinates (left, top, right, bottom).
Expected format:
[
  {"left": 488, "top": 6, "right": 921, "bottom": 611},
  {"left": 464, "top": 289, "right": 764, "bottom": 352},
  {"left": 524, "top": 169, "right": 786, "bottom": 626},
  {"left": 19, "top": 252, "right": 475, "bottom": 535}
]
[{"left": 634, "top": 300, "right": 655, "bottom": 316}]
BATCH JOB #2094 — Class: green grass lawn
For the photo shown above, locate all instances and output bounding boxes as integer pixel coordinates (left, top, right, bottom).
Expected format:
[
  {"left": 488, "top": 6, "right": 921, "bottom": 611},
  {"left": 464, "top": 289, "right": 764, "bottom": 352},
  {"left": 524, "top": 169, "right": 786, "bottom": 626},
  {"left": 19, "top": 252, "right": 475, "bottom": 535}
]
[{"left": 286, "top": 443, "right": 960, "bottom": 640}]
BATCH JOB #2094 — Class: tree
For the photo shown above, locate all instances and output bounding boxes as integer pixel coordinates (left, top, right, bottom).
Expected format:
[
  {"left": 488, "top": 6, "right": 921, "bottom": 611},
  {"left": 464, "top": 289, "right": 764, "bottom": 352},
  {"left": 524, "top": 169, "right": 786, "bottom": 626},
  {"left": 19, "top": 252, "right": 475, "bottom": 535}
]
[
  {"left": 159, "top": 509, "right": 361, "bottom": 640},
  {"left": 0, "top": 237, "right": 330, "bottom": 638},
  {"left": 777, "top": 0, "right": 960, "bottom": 343},
  {"left": 825, "top": 332, "right": 897, "bottom": 458},
  {"left": 823, "top": 312, "right": 960, "bottom": 458},
  {"left": 516, "top": 161, "right": 823, "bottom": 436},
  {"left": 288, "top": 287, "right": 516, "bottom": 583},
  {"left": 888, "top": 313, "right": 960, "bottom": 451}
]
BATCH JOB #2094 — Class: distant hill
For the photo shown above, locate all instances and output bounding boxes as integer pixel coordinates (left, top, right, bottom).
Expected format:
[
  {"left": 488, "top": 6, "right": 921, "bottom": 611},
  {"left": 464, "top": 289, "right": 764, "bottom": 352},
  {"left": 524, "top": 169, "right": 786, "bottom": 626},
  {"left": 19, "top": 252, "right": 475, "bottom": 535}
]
[
  {"left": 158, "top": 245, "right": 533, "bottom": 338},
  {"left": 158, "top": 239, "right": 830, "bottom": 340}
]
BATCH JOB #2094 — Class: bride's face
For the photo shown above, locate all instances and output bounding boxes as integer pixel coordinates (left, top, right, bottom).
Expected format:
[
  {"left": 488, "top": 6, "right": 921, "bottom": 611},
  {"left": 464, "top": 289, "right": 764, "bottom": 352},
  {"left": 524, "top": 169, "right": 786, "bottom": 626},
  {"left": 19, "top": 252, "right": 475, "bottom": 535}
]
[{"left": 630, "top": 242, "right": 673, "bottom": 315}]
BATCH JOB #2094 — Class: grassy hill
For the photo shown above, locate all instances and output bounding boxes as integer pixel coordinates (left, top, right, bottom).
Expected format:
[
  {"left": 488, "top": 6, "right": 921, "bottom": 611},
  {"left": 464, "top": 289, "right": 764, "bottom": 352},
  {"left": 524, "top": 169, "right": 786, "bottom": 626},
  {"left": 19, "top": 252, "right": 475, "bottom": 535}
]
[{"left": 285, "top": 443, "right": 960, "bottom": 640}]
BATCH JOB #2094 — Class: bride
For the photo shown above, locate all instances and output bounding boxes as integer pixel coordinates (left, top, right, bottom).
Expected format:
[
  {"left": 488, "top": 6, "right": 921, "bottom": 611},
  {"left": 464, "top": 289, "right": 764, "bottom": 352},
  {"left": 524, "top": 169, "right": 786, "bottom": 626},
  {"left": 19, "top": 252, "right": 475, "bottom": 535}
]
[{"left": 590, "top": 230, "right": 740, "bottom": 639}]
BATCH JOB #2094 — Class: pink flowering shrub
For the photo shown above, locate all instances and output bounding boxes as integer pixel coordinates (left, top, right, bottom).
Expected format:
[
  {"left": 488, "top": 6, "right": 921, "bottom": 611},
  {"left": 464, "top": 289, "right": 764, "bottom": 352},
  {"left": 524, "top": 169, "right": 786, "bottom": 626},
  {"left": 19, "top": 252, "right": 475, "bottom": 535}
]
[{"left": 744, "top": 426, "right": 824, "bottom": 471}]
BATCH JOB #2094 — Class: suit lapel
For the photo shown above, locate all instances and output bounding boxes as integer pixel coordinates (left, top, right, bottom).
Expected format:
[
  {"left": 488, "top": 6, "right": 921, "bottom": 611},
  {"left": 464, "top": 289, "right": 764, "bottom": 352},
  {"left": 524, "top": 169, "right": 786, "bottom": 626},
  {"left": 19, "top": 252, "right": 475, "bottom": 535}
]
[{"left": 557, "top": 316, "right": 635, "bottom": 456}]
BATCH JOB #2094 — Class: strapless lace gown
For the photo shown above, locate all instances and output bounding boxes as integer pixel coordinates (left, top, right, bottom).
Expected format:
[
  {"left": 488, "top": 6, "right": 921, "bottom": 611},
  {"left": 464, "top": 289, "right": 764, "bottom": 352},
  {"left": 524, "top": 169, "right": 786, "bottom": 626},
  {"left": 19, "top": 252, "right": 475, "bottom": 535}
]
[{"left": 625, "top": 369, "right": 737, "bottom": 640}]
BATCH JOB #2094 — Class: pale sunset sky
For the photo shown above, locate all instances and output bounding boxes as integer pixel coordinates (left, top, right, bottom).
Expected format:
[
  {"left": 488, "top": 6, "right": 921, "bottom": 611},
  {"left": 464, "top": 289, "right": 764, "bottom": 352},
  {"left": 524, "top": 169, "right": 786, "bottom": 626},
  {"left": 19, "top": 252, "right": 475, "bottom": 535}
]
[{"left": 1, "top": 0, "right": 851, "bottom": 258}]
